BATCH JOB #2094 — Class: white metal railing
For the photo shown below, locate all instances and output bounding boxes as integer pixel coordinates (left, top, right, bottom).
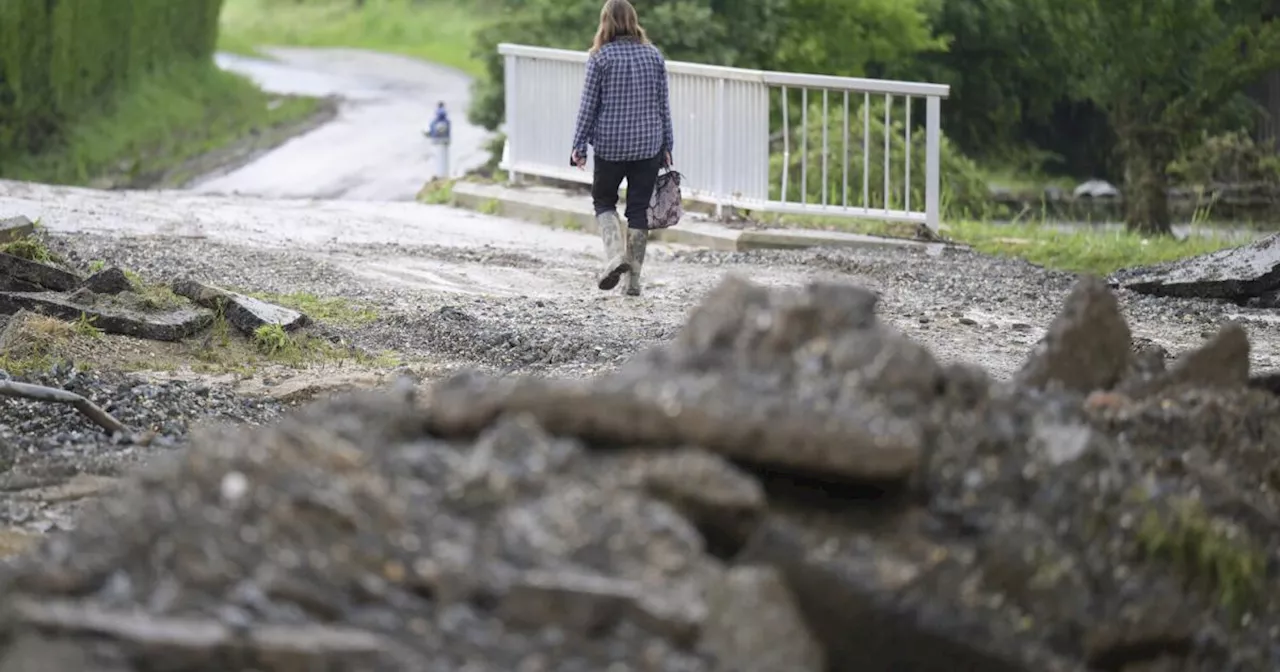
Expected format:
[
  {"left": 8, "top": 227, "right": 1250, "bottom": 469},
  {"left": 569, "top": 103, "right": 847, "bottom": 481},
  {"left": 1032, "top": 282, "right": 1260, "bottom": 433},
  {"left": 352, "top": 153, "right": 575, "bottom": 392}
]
[{"left": 499, "top": 43, "right": 951, "bottom": 231}]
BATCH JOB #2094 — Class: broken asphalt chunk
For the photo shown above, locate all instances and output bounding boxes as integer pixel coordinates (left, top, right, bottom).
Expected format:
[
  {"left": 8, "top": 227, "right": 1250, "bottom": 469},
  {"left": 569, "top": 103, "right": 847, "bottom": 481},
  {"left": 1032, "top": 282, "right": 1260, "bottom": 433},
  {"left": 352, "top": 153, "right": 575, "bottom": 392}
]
[
  {"left": 0, "top": 291, "right": 211, "bottom": 341},
  {"left": 80, "top": 267, "right": 132, "bottom": 295},
  {"left": 171, "top": 279, "right": 308, "bottom": 334},
  {"left": 0, "top": 252, "right": 81, "bottom": 292},
  {"left": 1109, "top": 232, "right": 1280, "bottom": 301},
  {"left": 0, "top": 216, "right": 36, "bottom": 244}
]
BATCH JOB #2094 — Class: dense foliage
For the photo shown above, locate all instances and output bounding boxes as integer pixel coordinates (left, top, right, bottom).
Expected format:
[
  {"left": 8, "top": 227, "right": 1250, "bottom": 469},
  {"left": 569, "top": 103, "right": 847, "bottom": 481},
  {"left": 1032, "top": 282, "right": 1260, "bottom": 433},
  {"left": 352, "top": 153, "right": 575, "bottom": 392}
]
[
  {"left": 470, "top": 0, "right": 1280, "bottom": 233},
  {"left": 0, "top": 0, "right": 225, "bottom": 159}
]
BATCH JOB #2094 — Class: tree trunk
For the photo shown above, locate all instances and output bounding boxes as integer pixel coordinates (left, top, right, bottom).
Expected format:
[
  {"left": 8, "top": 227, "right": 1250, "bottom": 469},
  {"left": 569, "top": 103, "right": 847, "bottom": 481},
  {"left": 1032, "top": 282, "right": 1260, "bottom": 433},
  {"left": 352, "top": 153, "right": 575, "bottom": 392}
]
[{"left": 1120, "top": 132, "right": 1174, "bottom": 235}]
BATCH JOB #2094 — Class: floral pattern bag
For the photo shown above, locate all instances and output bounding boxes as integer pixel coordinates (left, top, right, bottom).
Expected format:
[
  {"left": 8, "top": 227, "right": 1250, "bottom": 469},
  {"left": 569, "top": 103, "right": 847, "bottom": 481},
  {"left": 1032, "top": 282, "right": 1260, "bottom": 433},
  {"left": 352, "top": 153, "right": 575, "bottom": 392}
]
[{"left": 646, "top": 169, "right": 683, "bottom": 229}]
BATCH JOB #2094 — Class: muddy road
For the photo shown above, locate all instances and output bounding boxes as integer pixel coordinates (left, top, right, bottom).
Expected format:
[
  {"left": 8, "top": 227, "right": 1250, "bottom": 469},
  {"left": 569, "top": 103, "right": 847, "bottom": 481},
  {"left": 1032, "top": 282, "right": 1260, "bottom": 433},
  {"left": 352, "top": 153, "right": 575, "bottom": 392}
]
[{"left": 189, "top": 47, "right": 489, "bottom": 201}]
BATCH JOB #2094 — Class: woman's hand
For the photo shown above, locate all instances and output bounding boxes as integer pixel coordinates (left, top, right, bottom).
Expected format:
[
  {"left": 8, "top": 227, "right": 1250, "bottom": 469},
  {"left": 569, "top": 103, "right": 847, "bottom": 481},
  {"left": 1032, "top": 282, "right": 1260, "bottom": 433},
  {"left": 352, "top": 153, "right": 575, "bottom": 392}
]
[
  {"left": 571, "top": 150, "right": 587, "bottom": 169},
  {"left": 663, "top": 151, "right": 672, "bottom": 168}
]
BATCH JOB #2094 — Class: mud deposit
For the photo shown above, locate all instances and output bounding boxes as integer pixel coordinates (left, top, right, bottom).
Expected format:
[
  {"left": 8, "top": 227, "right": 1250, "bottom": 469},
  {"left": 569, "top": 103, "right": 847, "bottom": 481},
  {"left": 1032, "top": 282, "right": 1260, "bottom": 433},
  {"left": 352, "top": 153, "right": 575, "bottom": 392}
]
[{"left": 1, "top": 275, "right": 1279, "bottom": 671}]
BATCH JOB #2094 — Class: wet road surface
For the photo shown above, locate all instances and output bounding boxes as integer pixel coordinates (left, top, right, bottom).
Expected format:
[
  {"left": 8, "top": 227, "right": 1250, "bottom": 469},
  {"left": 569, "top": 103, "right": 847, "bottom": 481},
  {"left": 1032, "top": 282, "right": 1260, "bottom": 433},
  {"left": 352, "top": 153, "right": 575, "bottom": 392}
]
[{"left": 189, "top": 47, "right": 489, "bottom": 201}]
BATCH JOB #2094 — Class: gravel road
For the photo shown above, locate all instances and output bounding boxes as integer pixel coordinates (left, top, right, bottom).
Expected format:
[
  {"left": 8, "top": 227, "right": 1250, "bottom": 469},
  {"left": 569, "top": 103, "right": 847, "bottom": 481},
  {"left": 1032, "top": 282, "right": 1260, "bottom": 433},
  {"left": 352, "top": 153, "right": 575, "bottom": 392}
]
[{"left": 7, "top": 179, "right": 1280, "bottom": 382}]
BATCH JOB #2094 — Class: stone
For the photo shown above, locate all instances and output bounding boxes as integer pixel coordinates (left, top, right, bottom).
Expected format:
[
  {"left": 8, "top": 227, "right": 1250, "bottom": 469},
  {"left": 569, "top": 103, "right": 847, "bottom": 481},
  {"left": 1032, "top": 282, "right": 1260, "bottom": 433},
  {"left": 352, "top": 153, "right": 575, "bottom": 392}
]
[
  {"left": 81, "top": 268, "right": 132, "bottom": 295},
  {"left": 1108, "top": 233, "right": 1280, "bottom": 300},
  {"left": 699, "top": 565, "right": 824, "bottom": 672},
  {"left": 628, "top": 448, "right": 766, "bottom": 556},
  {"left": 0, "top": 291, "right": 212, "bottom": 341},
  {"left": 738, "top": 517, "right": 1087, "bottom": 672},
  {"left": 1125, "top": 323, "right": 1250, "bottom": 398},
  {"left": 0, "top": 253, "right": 82, "bottom": 292},
  {"left": 427, "top": 277, "right": 939, "bottom": 485},
  {"left": 497, "top": 570, "right": 641, "bottom": 635},
  {"left": 1015, "top": 277, "right": 1132, "bottom": 393},
  {"left": 171, "top": 279, "right": 307, "bottom": 334},
  {"left": 0, "top": 216, "right": 36, "bottom": 244},
  {"left": 426, "top": 374, "right": 923, "bottom": 483}
]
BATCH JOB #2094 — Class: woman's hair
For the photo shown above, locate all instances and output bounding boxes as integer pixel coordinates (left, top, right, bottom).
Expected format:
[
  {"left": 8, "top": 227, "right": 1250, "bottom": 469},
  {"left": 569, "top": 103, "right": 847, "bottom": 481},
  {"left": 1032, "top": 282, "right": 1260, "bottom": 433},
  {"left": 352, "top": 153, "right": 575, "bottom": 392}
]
[{"left": 589, "top": 0, "right": 648, "bottom": 54}]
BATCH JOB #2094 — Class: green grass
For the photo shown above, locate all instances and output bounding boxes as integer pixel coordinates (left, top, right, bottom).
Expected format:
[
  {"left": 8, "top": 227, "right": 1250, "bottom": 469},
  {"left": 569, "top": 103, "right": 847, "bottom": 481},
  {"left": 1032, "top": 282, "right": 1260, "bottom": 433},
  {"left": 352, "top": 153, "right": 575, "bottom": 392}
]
[
  {"left": 948, "top": 221, "right": 1239, "bottom": 276},
  {"left": 1, "top": 63, "right": 319, "bottom": 187},
  {"left": 218, "top": 0, "right": 488, "bottom": 76},
  {"left": 245, "top": 291, "right": 380, "bottom": 326},
  {"left": 747, "top": 210, "right": 1240, "bottom": 276}
]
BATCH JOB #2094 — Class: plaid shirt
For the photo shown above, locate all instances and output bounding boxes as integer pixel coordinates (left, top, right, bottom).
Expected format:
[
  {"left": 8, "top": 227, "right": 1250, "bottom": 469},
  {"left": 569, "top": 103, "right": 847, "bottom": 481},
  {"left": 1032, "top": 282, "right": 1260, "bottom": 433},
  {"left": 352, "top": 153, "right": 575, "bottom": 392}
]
[{"left": 572, "top": 38, "right": 673, "bottom": 162}]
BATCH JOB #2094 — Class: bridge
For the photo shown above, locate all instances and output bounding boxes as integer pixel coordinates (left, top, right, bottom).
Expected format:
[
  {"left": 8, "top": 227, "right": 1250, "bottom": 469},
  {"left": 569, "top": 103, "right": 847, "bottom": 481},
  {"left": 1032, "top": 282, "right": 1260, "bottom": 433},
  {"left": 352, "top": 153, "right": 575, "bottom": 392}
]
[{"left": 497, "top": 43, "right": 951, "bottom": 233}]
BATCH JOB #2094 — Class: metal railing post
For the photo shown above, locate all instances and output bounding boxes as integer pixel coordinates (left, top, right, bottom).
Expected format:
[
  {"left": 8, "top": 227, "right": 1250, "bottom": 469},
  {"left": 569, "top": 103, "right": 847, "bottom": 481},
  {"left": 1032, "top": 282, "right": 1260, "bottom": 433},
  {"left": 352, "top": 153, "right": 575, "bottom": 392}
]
[
  {"left": 714, "top": 77, "right": 726, "bottom": 219},
  {"left": 925, "top": 95, "right": 941, "bottom": 232},
  {"left": 504, "top": 53, "right": 519, "bottom": 184}
]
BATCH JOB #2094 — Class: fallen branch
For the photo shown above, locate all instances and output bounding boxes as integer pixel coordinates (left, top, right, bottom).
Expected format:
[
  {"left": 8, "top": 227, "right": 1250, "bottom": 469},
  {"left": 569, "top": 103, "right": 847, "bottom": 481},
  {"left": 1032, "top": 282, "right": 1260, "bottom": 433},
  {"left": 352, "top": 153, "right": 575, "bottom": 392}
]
[{"left": 0, "top": 380, "right": 128, "bottom": 435}]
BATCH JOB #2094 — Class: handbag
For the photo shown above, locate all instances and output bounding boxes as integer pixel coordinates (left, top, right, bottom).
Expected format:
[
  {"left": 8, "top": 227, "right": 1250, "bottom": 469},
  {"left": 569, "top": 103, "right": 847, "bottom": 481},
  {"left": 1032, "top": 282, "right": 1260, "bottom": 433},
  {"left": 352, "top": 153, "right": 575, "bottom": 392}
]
[{"left": 646, "top": 168, "right": 684, "bottom": 229}]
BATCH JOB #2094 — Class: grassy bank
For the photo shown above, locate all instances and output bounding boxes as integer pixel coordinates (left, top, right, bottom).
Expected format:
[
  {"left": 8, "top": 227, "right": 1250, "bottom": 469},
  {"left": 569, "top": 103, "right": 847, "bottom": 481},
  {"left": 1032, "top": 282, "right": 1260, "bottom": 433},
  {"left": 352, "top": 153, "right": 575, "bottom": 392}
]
[
  {"left": 218, "top": 0, "right": 487, "bottom": 77},
  {"left": 1, "top": 64, "right": 319, "bottom": 188}
]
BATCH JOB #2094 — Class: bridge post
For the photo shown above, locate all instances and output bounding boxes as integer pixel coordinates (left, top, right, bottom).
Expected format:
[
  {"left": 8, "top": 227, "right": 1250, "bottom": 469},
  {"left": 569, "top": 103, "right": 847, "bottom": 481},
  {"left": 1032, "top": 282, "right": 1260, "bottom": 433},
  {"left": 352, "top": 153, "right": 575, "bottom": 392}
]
[{"left": 925, "top": 95, "right": 941, "bottom": 234}]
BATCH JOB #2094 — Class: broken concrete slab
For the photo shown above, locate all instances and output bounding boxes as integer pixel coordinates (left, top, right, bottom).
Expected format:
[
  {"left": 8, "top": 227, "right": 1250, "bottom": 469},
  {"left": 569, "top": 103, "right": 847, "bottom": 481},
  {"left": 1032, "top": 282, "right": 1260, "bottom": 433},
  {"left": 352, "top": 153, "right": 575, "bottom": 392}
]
[
  {"left": 1109, "top": 233, "right": 1280, "bottom": 300},
  {"left": 0, "top": 253, "right": 81, "bottom": 292},
  {"left": 81, "top": 268, "right": 132, "bottom": 295},
  {"left": 0, "top": 292, "right": 212, "bottom": 341},
  {"left": 171, "top": 279, "right": 307, "bottom": 334},
  {"left": 0, "top": 216, "right": 36, "bottom": 244}
]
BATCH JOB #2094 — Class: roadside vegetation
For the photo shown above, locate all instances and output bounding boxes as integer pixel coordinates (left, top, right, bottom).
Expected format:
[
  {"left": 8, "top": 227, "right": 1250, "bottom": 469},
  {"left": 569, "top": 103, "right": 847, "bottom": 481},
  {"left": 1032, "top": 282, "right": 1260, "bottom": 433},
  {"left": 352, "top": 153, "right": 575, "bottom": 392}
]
[
  {"left": 2, "top": 65, "right": 319, "bottom": 188},
  {"left": 0, "top": 1, "right": 321, "bottom": 188},
  {"left": 218, "top": 0, "right": 489, "bottom": 77}
]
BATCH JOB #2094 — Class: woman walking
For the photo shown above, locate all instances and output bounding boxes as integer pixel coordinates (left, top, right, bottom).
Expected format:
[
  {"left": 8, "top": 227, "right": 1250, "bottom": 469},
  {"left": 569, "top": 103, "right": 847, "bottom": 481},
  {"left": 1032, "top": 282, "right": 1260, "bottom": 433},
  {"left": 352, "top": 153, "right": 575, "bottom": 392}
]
[{"left": 570, "top": 0, "right": 673, "bottom": 296}]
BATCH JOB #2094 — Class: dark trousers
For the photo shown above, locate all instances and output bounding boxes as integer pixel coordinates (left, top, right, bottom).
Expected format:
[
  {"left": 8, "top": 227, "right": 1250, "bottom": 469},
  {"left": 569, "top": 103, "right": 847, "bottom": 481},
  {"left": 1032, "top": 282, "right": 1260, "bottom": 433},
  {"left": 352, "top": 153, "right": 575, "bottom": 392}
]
[{"left": 592, "top": 154, "right": 662, "bottom": 230}]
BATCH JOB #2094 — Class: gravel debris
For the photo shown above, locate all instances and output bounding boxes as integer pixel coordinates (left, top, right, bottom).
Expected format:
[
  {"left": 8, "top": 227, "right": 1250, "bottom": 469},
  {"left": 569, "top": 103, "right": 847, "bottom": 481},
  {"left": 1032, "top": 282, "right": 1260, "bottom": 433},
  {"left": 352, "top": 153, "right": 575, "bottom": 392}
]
[{"left": 2, "top": 272, "right": 1280, "bottom": 670}]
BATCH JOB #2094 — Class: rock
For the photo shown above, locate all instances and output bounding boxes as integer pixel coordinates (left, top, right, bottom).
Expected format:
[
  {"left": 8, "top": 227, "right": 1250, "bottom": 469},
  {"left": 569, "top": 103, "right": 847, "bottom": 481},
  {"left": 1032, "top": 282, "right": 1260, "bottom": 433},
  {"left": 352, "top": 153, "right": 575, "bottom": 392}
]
[
  {"left": 1015, "top": 277, "right": 1132, "bottom": 393},
  {"left": 0, "top": 217, "right": 36, "bottom": 245},
  {"left": 625, "top": 448, "right": 766, "bottom": 557},
  {"left": 738, "top": 517, "right": 1087, "bottom": 672},
  {"left": 0, "top": 291, "right": 212, "bottom": 341},
  {"left": 699, "top": 565, "right": 824, "bottom": 672},
  {"left": 498, "top": 570, "right": 641, "bottom": 635},
  {"left": 1108, "top": 233, "right": 1280, "bottom": 300},
  {"left": 81, "top": 267, "right": 132, "bottom": 295},
  {"left": 171, "top": 279, "right": 308, "bottom": 334},
  {"left": 0, "top": 253, "right": 82, "bottom": 292},
  {"left": 427, "top": 374, "right": 923, "bottom": 483},
  {"left": 1124, "top": 323, "right": 1250, "bottom": 398},
  {"left": 427, "top": 277, "right": 941, "bottom": 484}
]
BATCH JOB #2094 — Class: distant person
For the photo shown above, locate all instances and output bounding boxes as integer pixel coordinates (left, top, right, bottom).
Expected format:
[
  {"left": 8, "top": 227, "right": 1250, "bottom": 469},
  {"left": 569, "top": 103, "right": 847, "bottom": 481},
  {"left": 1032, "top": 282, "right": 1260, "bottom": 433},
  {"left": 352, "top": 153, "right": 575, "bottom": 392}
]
[
  {"left": 429, "top": 102, "right": 449, "bottom": 138},
  {"left": 570, "top": 0, "right": 673, "bottom": 297}
]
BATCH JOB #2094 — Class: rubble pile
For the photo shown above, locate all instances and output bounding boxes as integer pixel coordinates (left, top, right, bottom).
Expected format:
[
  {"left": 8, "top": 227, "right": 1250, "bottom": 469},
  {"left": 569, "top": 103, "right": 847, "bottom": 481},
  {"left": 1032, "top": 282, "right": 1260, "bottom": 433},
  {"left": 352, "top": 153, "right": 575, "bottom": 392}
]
[
  {"left": 0, "top": 222, "right": 306, "bottom": 342},
  {"left": 1, "top": 274, "right": 1279, "bottom": 671}
]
